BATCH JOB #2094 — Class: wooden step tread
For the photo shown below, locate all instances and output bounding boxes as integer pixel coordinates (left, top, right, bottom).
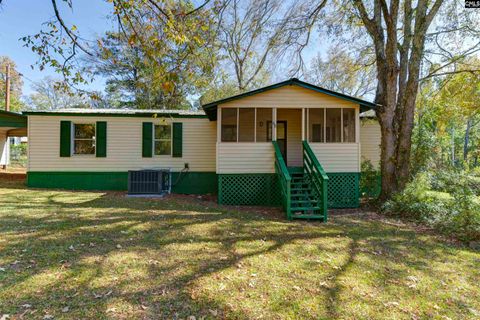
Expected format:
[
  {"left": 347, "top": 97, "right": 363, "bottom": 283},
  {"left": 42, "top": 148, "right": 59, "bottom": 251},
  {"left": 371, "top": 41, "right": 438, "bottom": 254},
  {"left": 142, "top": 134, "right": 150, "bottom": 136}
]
[{"left": 290, "top": 206, "right": 321, "bottom": 211}]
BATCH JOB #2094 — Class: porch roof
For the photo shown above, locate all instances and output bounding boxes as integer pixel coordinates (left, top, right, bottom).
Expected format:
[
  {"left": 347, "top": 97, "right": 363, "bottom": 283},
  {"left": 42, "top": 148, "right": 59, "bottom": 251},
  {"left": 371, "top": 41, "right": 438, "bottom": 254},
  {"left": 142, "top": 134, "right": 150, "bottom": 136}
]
[{"left": 201, "top": 78, "right": 379, "bottom": 121}]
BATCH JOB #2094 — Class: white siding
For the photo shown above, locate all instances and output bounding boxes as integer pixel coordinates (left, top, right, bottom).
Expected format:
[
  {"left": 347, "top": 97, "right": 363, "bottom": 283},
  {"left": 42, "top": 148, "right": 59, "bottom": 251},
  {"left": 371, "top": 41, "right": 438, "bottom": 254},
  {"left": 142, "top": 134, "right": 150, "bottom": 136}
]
[
  {"left": 221, "top": 85, "right": 358, "bottom": 108},
  {"left": 309, "top": 143, "right": 360, "bottom": 172},
  {"left": 0, "top": 130, "right": 8, "bottom": 166},
  {"left": 217, "top": 143, "right": 274, "bottom": 173},
  {"left": 360, "top": 120, "right": 381, "bottom": 168},
  {"left": 28, "top": 116, "right": 216, "bottom": 172},
  {"left": 277, "top": 109, "right": 302, "bottom": 166}
]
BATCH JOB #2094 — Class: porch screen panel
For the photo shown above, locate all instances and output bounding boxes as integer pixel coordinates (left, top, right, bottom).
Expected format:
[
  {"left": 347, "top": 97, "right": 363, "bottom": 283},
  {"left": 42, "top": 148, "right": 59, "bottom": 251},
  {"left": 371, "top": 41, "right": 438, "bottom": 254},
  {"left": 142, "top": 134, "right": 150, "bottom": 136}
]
[
  {"left": 256, "top": 108, "right": 272, "bottom": 142},
  {"left": 343, "top": 108, "right": 356, "bottom": 142},
  {"left": 238, "top": 108, "right": 255, "bottom": 142},
  {"left": 326, "top": 108, "right": 341, "bottom": 143},
  {"left": 221, "top": 108, "right": 237, "bottom": 142},
  {"left": 309, "top": 108, "right": 324, "bottom": 142}
]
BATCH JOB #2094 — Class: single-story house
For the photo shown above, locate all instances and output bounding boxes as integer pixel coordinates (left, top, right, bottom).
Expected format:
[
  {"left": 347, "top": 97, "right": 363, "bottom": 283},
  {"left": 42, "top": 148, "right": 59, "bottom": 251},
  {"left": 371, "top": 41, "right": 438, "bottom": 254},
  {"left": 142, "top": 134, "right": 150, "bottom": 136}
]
[{"left": 1, "top": 78, "right": 381, "bottom": 220}]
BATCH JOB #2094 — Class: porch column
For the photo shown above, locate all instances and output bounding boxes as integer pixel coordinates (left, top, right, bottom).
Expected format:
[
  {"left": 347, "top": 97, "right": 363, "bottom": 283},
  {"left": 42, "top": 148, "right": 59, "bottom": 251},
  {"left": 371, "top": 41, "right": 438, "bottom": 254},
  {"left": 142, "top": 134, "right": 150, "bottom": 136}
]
[
  {"left": 301, "top": 108, "right": 305, "bottom": 141},
  {"left": 216, "top": 107, "right": 221, "bottom": 143},
  {"left": 272, "top": 107, "right": 277, "bottom": 141}
]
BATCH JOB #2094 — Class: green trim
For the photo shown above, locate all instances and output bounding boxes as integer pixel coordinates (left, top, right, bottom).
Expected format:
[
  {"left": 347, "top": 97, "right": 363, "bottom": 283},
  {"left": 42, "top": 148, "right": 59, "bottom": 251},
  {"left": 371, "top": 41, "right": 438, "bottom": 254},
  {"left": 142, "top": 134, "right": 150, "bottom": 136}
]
[
  {"left": 27, "top": 172, "right": 128, "bottom": 190},
  {"left": 27, "top": 171, "right": 217, "bottom": 194},
  {"left": 202, "top": 78, "right": 377, "bottom": 120},
  {"left": 60, "top": 121, "right": 71, "bottom": 157},
  {"left": 172, "top": 172, "right": 217, "bottom": 194},
  {"left": 96, "top": 121, "right": 107, "bottom": 157},
  {"left": 142, "top": 122, "right": 153, "bottom": 158},
  {"left": 0, "top": 110, "right": 27, "bottom": 128},
  {"left": 23, "top": 111, "right": 207, "bottom": 119},
  {"left": 172, "top": 122, "right": 183, "bottom": 157}
]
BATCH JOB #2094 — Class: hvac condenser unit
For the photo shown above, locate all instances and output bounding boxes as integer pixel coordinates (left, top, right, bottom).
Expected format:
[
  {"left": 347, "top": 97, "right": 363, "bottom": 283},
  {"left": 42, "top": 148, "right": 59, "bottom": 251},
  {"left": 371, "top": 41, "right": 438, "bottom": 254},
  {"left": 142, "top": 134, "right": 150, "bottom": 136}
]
[{"left": 127, "top": 169, "right": 171, "bottom": 195}]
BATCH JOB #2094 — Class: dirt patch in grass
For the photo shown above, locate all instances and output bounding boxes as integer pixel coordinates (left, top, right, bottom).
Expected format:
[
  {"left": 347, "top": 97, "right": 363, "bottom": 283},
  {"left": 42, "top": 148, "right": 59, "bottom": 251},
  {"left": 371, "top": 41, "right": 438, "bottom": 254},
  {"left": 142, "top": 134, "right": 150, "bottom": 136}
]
[{"left": 0, "top": 178, "right": 479, "bottom": 319}]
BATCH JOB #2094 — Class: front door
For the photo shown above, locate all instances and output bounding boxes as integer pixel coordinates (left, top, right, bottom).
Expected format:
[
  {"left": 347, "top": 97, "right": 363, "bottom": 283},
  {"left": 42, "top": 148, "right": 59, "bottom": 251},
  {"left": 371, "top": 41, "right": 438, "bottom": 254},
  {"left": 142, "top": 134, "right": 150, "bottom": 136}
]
[{"left": 268, "top": 121, "right": 287, "bottom": 164}]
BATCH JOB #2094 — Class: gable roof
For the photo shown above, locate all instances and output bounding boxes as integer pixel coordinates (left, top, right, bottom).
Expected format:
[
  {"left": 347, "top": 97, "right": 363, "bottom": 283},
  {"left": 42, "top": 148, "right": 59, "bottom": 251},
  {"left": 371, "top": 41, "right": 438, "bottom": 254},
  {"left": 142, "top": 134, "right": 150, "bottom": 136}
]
[{"left": 201, "top": 78, "right": 378, "bottom": 121}]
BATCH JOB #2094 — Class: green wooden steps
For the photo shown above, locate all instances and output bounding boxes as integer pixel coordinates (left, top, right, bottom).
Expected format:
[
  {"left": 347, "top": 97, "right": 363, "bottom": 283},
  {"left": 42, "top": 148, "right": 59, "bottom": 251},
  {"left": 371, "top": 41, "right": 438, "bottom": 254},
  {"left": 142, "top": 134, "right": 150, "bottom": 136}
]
[{"left": 289, "top": 172, "right": 323, "bottom": 219}]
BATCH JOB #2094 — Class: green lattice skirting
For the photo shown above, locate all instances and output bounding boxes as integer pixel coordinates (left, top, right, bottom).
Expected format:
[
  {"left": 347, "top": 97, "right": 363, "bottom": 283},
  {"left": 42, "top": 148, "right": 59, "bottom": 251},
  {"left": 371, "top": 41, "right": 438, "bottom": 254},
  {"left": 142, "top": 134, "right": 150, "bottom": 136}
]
[
  {"left": 327, "top": 173, "right": 360, "bottom": 208},
  {"left": 218, "top": 174, "right": 282, "bottom": 206}
]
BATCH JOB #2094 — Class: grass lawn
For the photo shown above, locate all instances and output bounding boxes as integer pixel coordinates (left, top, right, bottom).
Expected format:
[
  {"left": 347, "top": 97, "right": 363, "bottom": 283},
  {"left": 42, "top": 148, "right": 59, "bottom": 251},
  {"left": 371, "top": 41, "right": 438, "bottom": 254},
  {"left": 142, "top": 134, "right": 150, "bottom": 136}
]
[{"left": 1, "top": 178, "right": 479, "bottom": 319}]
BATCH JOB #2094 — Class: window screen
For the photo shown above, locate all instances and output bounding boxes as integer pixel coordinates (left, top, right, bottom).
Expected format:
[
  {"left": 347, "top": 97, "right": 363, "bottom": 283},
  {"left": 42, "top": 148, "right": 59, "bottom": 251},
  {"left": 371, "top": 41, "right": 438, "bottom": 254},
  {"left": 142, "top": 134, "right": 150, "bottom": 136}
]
[{"left": 221, "top": 108, "right": 237, "bottom": 142}]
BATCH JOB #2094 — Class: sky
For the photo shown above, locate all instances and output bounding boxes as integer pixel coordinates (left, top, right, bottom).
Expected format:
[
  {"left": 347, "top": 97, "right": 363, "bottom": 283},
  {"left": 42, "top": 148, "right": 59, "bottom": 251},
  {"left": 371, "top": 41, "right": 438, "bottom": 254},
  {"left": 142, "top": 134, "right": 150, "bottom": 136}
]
[
  {"left": 0, "top": 0, "right": 114, "bottom": 96},
  {"left": 0, "top": 0, "right": 324, "bottom": 100}
]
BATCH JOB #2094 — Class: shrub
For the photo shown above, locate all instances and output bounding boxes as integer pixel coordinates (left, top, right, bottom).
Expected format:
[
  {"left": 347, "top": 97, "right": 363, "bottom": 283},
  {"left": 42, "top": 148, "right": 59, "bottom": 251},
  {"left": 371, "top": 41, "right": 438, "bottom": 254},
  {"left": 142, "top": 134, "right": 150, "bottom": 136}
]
[
  {"left": 360, "top": 160, "right": 381, "bottom": 198},
  {"left": 382, "top": 171, "right": 480, "bottom": 242}
]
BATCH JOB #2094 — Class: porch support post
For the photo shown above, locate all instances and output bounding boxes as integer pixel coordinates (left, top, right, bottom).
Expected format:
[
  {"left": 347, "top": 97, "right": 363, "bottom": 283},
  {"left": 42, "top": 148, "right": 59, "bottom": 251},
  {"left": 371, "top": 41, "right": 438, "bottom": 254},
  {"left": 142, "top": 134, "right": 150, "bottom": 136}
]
[
  {"left": 217, "top": 107, "right": 221, "bottom": 143},
  {"left": 272, "top": 107, "right": 277, "bottom": 141},
  {"left": 301, "top": 108, "right": 305, "bottom": 141}
]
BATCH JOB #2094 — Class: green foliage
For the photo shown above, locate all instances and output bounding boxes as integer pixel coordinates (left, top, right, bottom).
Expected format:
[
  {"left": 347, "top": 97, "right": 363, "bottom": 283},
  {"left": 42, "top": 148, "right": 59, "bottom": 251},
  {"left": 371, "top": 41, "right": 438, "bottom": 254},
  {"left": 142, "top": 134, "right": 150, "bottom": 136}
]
[
  {"left": 383, "top": 171, "right": 480, "bottom": 242},
  {"left": 360, "top": 160, "right": 381, "bottom": 198},
  {"left": 412, "top": 60, "right": 480, "bottom": 172},
  {"left": 10, "top": 143, "right": 27, "bottom": 167},
  {"left": 22, "top": 1, "right": 221, "bottom": 107}
]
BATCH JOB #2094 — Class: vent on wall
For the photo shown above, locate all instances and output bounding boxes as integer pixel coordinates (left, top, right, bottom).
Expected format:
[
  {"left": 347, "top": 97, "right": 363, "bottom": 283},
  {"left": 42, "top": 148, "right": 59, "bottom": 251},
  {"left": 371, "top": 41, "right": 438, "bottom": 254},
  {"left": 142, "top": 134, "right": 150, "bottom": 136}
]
[{"left": 128, "top": 169, "right": 171, "bottom": 195}]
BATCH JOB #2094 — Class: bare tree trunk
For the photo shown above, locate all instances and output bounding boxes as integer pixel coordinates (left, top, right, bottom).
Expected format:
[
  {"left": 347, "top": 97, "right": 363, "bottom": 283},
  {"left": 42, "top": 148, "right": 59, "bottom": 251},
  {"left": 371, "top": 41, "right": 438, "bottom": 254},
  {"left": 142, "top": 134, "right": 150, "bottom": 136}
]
[{"left": 353, "top": 0, "right": 444, "bottom": 200}]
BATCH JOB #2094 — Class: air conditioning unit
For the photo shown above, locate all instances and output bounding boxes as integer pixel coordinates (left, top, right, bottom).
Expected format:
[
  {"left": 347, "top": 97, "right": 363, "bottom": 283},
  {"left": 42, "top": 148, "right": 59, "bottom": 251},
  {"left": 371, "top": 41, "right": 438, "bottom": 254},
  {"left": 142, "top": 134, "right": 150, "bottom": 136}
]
[{"left": 128, "top": 169, "right": 171, "bottom": 195}]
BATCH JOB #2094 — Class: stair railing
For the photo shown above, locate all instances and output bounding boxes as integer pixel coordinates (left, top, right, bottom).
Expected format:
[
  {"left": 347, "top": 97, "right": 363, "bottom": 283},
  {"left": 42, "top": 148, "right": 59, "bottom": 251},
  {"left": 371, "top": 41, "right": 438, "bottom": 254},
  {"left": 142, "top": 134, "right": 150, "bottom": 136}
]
[
  {"left": 302, "top": 141, "right": 329, "bottom": 221},
  {"left": 272, "top": 141, "right": 292, "bottom": 219}
]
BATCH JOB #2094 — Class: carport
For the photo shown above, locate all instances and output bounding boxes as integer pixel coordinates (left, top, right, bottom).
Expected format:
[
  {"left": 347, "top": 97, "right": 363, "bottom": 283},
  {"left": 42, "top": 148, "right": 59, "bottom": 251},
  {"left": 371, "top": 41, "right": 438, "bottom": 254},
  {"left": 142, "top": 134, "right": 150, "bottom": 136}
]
[{"left": 0, "top": 110, "right": 27, "bottom": 169}]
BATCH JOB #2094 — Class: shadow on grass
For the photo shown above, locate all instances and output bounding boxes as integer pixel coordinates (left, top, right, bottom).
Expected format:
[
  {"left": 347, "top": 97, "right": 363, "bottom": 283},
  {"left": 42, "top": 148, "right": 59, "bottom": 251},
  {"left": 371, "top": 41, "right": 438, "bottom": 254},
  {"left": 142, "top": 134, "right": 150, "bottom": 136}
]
[{"left": 0, "top": 179, "right": 478, "bottom": 319}]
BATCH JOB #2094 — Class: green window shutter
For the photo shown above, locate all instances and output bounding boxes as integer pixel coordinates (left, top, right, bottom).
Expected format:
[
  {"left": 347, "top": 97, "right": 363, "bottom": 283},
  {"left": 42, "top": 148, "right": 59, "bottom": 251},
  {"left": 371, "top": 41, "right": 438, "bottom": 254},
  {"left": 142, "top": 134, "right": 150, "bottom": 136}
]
[
  {"left": 96, "top": 121, "right": 107, "bottom": 157},
  {"left": 172, "top": 122, "right": 183, "bottom": 157},
  {"left": 60, "top": 121, "right": 71, "bottom": 157},
  {"left": 142, "top": 122, "right": 153, "bottom": 158}
]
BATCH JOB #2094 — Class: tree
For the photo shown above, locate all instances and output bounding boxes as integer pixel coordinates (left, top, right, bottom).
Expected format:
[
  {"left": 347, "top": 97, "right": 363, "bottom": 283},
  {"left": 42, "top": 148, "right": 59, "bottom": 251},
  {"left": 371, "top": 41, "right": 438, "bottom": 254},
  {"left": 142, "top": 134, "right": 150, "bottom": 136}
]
[
  {"left": 25, "top": 76, "right": 98, "bottom": 110},
  {"left": 0, "top": 56, "right": 25, "bottom": 111},
  {"left": 88, "top": 30, "right": 209, "bottom": 109},
  {"left": 349, "top": 0, "right": 480, "bottom": 199},
  {"left": 13, "top": 0, "right": 220, "bottom": 102},
  {"left": 307, "top": 45, "right": 376, "bottom": 98},
  {"left": 218, "top": 0, "right": 327, "bottom": 92}
]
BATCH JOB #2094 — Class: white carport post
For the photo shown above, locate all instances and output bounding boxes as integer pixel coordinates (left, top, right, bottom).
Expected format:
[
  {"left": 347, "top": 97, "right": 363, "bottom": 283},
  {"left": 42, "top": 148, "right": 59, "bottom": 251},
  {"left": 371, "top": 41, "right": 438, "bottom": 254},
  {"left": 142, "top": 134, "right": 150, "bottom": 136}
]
[{"left": 0, "top": 131, "right": 8, "bottom": 170}]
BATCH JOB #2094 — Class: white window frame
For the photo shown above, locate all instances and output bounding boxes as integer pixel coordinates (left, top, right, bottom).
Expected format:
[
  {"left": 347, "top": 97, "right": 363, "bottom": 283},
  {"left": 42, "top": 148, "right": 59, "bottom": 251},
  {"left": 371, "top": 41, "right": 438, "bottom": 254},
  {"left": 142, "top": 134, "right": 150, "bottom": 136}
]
[
  {"left": 71, "top": 122, "right": 96, "bottom": 156},
  {"left": 153, "top": 124, "right": 172, "bottom": 156},
  {"left": 220, "top": 107, "right": 272, "bottom": 143},
  {"left": 308, "top": 107, "right": 357, "bottom": 143}
]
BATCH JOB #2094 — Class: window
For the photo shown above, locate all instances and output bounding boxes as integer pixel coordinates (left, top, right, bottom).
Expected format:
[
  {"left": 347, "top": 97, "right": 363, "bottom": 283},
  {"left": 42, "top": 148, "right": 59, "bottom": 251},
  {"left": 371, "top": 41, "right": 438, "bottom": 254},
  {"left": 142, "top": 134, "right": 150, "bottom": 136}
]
[
  {"left": 326, "top": 108, "right": 342, "bottom": 142},
  {"left": 309, "top": 108, "right": 324, "bottom": 142},
  {"left": 238, "top": 108, "right": 255, "bottom": 142},
  {"left": 221, "top": 108, "right": 237, "bottom": 142},
  {"left": 154, "top": 124, "right": 171, "bottom": 155},
  {"left": 73, "top": 123, "right": 95, "bottom": 155},
  {"left": 343, "top": 108, "right": 356, "bottom": 142},
  {"left": 308, "top": 108, "right": 356, "bottom": 143}
]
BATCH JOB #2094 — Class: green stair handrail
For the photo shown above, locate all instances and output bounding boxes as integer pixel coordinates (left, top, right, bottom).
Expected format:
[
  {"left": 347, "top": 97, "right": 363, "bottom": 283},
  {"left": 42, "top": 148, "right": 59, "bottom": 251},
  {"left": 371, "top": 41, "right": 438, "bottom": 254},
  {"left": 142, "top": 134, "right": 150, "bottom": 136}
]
[
  {"left": 302, "top": 141, "right": 329, "bottom": 221},
  {"left": 272, "top": 141, "right": 292, "bottom": 219}
]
